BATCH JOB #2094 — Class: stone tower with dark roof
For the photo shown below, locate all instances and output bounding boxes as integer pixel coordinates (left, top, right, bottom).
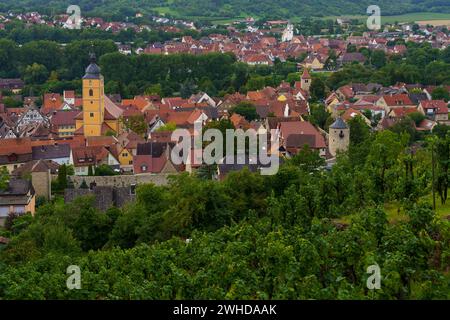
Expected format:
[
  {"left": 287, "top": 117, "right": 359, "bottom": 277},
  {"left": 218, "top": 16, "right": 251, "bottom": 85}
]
[
  {"left": 328, "top": 117, "right": 349, "bottom": 157},
  {"left": 301, "top": 68, "right": 311, "bottom": 93}
]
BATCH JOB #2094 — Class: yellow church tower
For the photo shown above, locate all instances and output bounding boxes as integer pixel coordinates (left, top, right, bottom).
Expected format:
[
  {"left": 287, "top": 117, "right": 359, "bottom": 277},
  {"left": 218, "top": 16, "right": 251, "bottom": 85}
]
[
  {"left": 78, "top": 52, "right": 105, "bottom": 137},
  {"left": 75, "top": 53, "right": 124, "bottom": 137}
]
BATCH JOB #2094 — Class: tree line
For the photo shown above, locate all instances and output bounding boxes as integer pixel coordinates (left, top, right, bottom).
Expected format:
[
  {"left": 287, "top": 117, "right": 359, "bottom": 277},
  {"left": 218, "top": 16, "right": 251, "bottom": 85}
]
[{"left": 2, "top": 0, "right": 450, "bottom": 20}]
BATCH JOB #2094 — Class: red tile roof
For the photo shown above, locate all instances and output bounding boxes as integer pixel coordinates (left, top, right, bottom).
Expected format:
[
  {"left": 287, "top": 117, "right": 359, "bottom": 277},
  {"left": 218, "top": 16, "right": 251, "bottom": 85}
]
[
  {"left": 383, "top": 94, "right": 414, "bottom": 107},
  {"left": 279, "top": 121, "right": 326, "bottom": 149},
  {"left": 50, "top": 110, "right": 79, "bottom": 126},
  {"left": 42, "top": 93, "right": 63, "bottom": 114},
  {"left": 420, "top": 100, "right": 448, "bottom": 114}
]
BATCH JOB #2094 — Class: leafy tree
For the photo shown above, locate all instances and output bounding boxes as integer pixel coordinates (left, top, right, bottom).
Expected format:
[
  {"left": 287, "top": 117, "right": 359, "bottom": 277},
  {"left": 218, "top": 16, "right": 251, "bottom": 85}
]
[
  {"left": 308, "top": 103, "right": 331, "bottom": 129},
  {"left": 57, "top": 164, "right": 68, "bottom": 190},
  {"left": 156, "top": 122, "right": 177, "bottom": 132},
  {"left": 121, "top": 115, "right": 147, "bottom": 136},
  {"left": 408, "top": 112, "right": 426, "bottom": 126},
  {"left": 145, "top": 83, "right": 163, "bottom": 96},
  {"left": 289, "top": 144, "right": 325, "bottom": 172},
  {"left": 94, "top": 164, "right": 117, "bottom": 176},
  {"left": 431, "top": 87, "right": 450, "bottom": 101},
  {"left": 0, "top": 167, "right": 9, "bottom": 191},
  {"left": 230, "top": 101, "right": 259, "bottom": 121},
  {"left": 371, "top": 50, "right": 387, "bottom": 69},
  {"left": 309, "top": 77, "right": 326, "bottom": 101},
  {"left": 22, "top": 63, "right": 49, "bottom": 84},
  {"left": 365, "top": 131, "right": 409, "bottom": 199}
]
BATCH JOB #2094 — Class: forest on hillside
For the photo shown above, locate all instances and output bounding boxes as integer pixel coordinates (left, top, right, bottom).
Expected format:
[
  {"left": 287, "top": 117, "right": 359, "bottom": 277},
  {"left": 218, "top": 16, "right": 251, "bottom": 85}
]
[{"left": 1, "top": 0, "right": 450, "bottom": 20}]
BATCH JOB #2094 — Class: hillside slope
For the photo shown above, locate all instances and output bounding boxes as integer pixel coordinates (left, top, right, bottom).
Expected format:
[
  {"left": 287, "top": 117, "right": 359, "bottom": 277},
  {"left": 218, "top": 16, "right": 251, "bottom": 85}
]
[{"left": 1, "top": 0, "right": 450, "bottom": 20}]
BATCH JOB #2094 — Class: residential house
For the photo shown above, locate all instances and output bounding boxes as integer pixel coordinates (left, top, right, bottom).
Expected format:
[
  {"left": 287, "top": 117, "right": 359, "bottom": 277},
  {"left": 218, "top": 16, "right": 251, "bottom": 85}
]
[
  {"left": 387, "top": 107, "right": 419, "bottom": 119},
  {"left": 116, "top": 131, "right": 145, "bottom": 172},
  {"left": 32, "top": 143, "right": 71, "bottom": 165},
  {"left": 217, "top": 153, "right": 278, "bottom": 180},
  {"left": 12, "top": 159, "right": 59, "bottom": 200},
  {"left": 70, "top": 145, "right": 120, "bottom": 175},
  {"left": 338, "top": 52, "right": 367, "bottom": 66},
  {"left": 418, "top": 100, "right": 449, "bottom": 122},
  {"left": 278, "top": 121, "right": 327, "bottom": 157},
  {"left": 300, "top": 54, "right": 325, "bottom": 71},
  {"left": 16, "top": 107, "right": 49, "bottom": 130},
  {"left": 377, "top": 94, "right": 415, "bottom": 113},
  {"left": 340, "top": 108, "right": 372, "bottom": 126},
  {"left": 133, "top": 142, "right": 178, "bottom": 174},
  {"left": 0, "top": 139, "right": 33, "bottom": 172},
  {"left": 42, "top": 93, "right": 63, "bottom": 115},
  {"left": 63, "top": 90, "right": 76, "bottom": 106},
  {"left": 0, "top": 179, "right": 35, "bottom": 226},
  {"left": 50, "top": 110, "right": 79, "bottom": 137},
  {"left": 0, "top": 79, "right": 24, "bottom": 93}
]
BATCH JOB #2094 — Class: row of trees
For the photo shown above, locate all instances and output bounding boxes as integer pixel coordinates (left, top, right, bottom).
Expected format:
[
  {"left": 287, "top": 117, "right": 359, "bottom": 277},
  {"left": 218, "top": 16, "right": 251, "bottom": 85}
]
[
  {"left": 0, "top": 20, "right": 227, "bottom": 46},
  {"left": 0, "top": 36, "right": 299, "bottom": 98}
]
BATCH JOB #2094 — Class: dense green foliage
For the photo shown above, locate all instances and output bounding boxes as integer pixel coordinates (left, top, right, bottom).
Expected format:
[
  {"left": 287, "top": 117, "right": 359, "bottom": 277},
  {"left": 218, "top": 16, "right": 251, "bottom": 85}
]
[
  {"left": 2, "top": 0, "right": 450, "bottom": 20},
  {"left": 0, "top": 35, "right": 300, "bottom": 98},
  {"left": 0, "top": 20, "right": 220, "bottom": 45},
  {"left": 0, "top": 124, "right": 448, "bottom": 299},
  {"left": 327, "top": 43, "right": 450, "bottom": 89}
]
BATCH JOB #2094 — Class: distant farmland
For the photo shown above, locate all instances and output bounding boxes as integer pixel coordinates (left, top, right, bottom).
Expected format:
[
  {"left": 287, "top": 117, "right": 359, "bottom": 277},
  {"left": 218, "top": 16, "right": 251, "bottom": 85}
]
[{"left": 416, "top": 20, "right": 450, "bottom": 27}]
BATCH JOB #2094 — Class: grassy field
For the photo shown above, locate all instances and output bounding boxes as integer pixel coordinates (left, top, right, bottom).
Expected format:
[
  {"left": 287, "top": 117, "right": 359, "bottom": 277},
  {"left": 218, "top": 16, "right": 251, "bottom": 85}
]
[
  {"left": 336, "top": 189, "right": 450, "bottom": 225},
  {"left": 153, "top": 7, "right": 178, "bottom": 16},
  {"left": 321, "top": 12, "right": 450, "bottom": 24},
  {"left": 384, "top": 191, "right": 450, "bottom": 221},
  {"left": 383, "top": 12, "right": 450, "bottom": 24},
  {"left": 151, "top": 9, "right": 450, "bottom": 26}
]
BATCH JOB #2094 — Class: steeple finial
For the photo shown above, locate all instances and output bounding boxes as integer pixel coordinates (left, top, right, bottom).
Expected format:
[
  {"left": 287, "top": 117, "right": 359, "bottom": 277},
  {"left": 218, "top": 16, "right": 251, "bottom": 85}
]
[{"left": 89, "top": 51, "right": 97, "bottom": 64}]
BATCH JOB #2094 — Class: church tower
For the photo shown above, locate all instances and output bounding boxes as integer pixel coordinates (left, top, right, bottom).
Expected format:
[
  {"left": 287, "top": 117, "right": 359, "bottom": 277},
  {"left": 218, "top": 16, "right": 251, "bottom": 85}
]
[
  {"left": 328, "top": 117, "right": 349, "bottom": 157},
  {"left": 301, "top": 68, "right": 311, "bottom": 93},
  {"left": 282, "top": 22, "right": 294, "bottom": 42},
  {"left": 81, "top": 53, "right": 105, "bottom": 137}
]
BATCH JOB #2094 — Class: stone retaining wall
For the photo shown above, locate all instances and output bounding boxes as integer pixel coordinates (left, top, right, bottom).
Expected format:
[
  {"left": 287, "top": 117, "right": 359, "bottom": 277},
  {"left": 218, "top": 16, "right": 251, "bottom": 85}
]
[{"left": 59, "top": 173, "right": 172, "bottom": 188}]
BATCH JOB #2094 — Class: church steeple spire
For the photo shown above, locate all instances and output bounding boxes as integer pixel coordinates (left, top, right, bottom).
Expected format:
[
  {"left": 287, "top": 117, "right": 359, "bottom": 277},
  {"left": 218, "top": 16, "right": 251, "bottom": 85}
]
[
  {"left": 89, "top": 51, "right": 97, "bottom": 64},
  {"left": 83, "top": 52, "right": 101, "bottom": 79}
]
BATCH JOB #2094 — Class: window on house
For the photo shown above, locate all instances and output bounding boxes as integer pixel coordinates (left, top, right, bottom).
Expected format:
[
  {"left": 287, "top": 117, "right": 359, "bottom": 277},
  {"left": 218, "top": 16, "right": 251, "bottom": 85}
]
[
  {"left": 90, "top": 113, "right": 94, "bottom": 117},
  {"left": 89, "top": 89, "right": 93, "bottom": 96},
  {"left": 141, "top": 165, "right": 147, "bottom": 172},
  {"left": 129, "top": 160, "right": 133, "bottom": 165}
]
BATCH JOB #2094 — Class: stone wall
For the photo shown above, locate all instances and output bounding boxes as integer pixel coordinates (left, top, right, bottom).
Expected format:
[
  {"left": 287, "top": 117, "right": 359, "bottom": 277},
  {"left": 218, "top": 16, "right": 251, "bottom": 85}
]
[
  {"left": 62, "top": 173, "right": 172, "bottom": 189},
  {"left": 32, "top": 170, "right": 51, "bottom": 200},
  {"left": 64, "top": 186, "right": 136, "bottom": 211}
]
